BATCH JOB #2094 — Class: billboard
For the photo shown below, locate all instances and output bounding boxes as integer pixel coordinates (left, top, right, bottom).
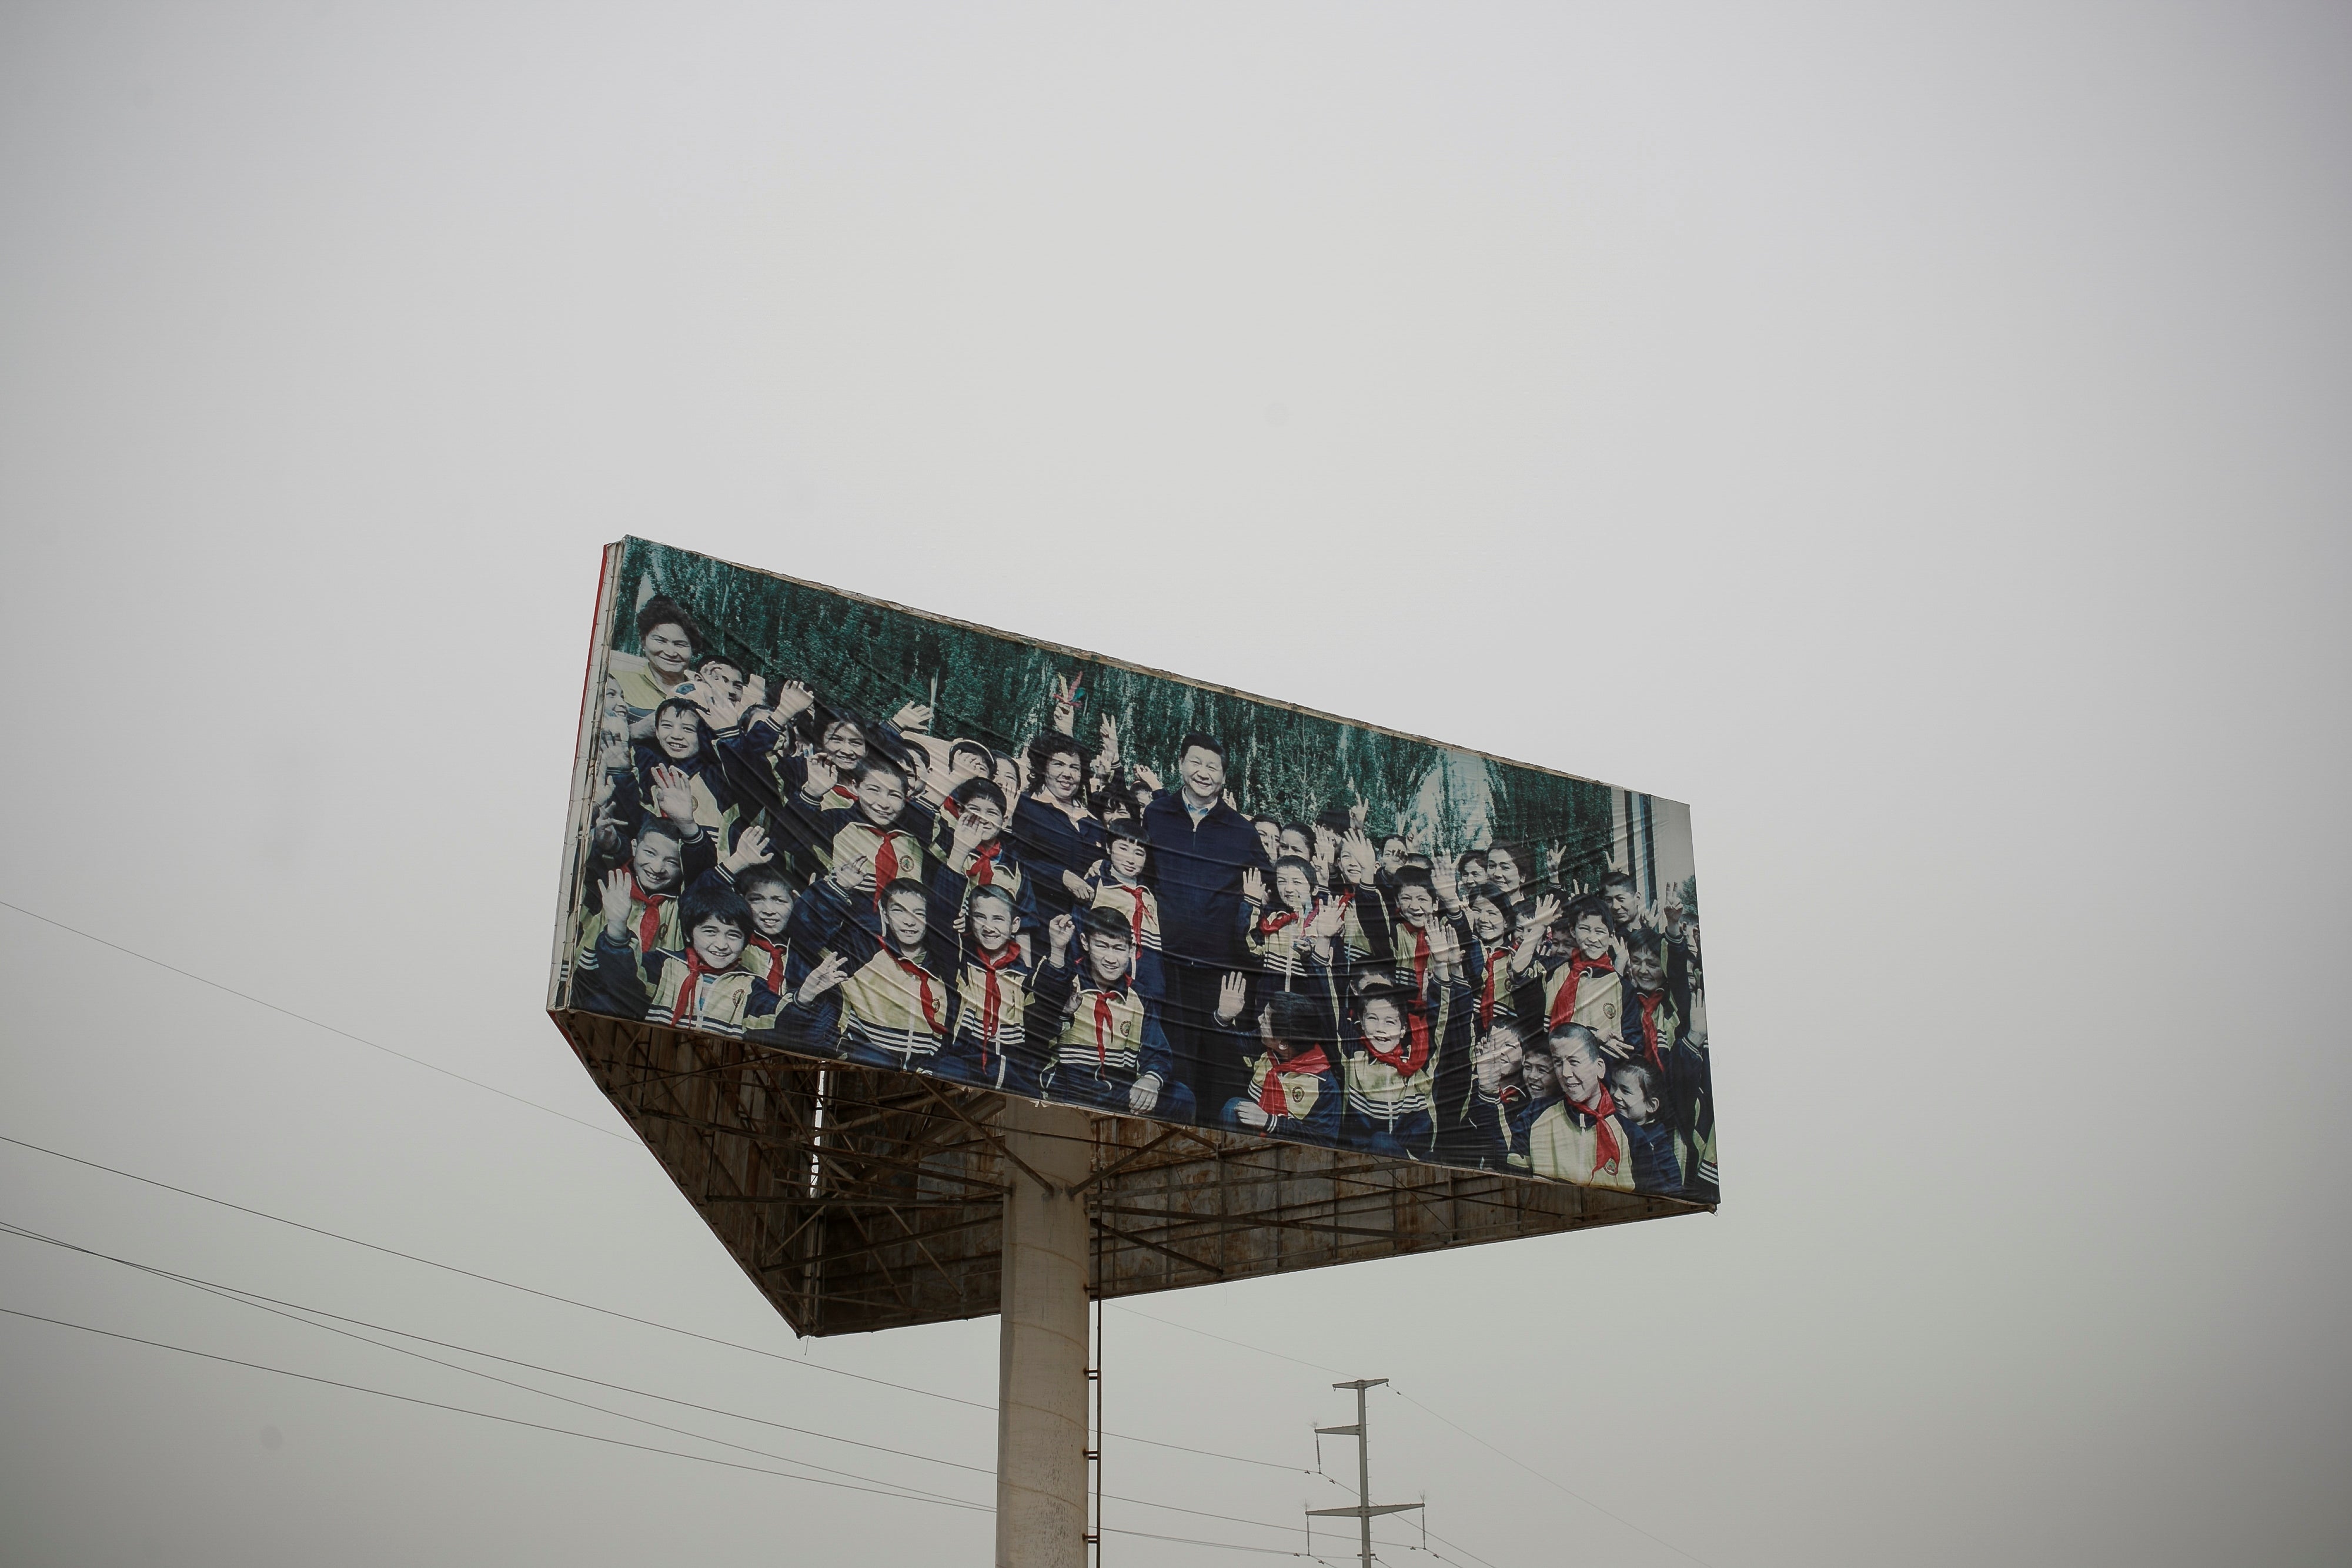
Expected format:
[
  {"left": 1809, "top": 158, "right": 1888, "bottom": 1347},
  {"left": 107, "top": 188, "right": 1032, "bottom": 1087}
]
[{"left": 551, "top": 538, "right": 1714, "bottom": 1203}]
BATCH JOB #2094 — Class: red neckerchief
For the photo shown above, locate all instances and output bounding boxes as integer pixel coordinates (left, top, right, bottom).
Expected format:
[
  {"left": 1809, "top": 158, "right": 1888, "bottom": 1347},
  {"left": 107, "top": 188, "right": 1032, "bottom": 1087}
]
[
  {"left": 856, "top": 823, "right": 907, "bottom": 911},
  {"left": 1547, "top": 950, "right": 1616, "bottom": 1029},
  {"left": 1361, "top": 1011, "right": 1431, "bottom": 1080},
  {"left": 1104, "top": 880, "right": 1150, "bottom": 976},
  {"left": 747, "top": 934, "right": 786, "bottom": 992},
  {"left": 1569, "top": 1085, "right": 1623, "bottom": 1177},
  {"left": 1088, "top": 985, "right": 1130, "bottom": 1066},
  {"left": 1257, "top": 1045, "right": 1331, "bottom": 1117},
  {"left": 888, "top": 948, "right": 944, "bottom": 1035},
  {"left": 1479, "top": 949, "right": 1507, "bottom": 1029},
  {"left": 1401, "top": 923, "right": 1433, "bottom": 1058},
  {"left": 632, "top": 877, "right": 671, "bottom": 953},
  {"left": 969, "top": 840, "right": 1002, "bottom": 887},
  {"left": 667, "top": 947, "right": 720, "bottom": 1027},
  {"left": 971, "top": 943, "right": 1021, "bottom": 1069},
  {"left": 1633, "top": 989, "right": 1668, "bottom": 1068},
  {"left": 1258, "top": 910, "right": 1299, "bottom": 937}
]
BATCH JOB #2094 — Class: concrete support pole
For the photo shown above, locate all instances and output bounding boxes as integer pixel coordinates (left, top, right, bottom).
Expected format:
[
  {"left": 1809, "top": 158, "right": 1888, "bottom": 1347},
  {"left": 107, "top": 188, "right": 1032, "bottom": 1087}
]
[{"left": 995, "top": 1099, "right": 1093, "bottom": 1568}]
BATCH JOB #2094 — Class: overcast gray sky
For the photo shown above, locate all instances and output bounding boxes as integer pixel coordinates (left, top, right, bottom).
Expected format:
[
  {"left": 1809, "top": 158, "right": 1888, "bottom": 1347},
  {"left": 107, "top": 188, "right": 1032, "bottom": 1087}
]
[{"left": 3, "top": 4, "right": 2348, "bottom": 1565}]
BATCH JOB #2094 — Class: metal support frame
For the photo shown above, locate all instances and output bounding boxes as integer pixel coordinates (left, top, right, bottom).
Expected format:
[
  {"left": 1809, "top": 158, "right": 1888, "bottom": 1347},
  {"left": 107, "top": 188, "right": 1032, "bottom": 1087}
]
[{"left": 550, "top": 1009, "right": 1709, "bottom": 1337}]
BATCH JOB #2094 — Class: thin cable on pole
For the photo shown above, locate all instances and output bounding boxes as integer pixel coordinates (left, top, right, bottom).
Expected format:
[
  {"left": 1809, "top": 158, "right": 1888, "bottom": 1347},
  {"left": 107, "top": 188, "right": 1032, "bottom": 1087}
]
[{"left": 0, "top": 899, "right": 632, "bottom": 1144}]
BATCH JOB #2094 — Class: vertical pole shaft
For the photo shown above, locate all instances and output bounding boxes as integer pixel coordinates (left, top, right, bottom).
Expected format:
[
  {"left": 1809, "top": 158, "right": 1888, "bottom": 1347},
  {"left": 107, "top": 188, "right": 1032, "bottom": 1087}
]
[
  {"left": 997, "top": 1099, "right": 1093, "bottom": 1568},
  {"left": 1355, "top": 1384, "right": 1373, "bottom": 1568}
]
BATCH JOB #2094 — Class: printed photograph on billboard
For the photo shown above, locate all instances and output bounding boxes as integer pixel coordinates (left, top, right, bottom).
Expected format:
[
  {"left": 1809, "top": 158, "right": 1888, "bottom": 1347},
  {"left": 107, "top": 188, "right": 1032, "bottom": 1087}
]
[{"left": 552, "top": 539, "right": 1715, "bottom": 1199}]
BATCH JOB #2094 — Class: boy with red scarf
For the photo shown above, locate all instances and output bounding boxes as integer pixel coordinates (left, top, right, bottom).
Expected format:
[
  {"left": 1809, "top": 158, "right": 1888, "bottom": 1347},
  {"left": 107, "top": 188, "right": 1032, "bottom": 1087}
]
[
  {"left": 934, "top": 777, "right": 1040, "bottom": 950},
  {"left": 571, "top": 765, "right": 717, "bottom": 982},
  {"left": 1527, "top": 1025, "right": 1636, "bottom": 1190},
  {"left": 572, "top": 874, "right": 811, "bottom": 1039},
  {"left": 785, "top": 872, "right": 955, "bottom": 1072},
  {"left": 1619, "top": 930, "right": 1681, "bottom": 1073},
  {"left": 1512, "top": 894, "right": 1631, "bottom": 1059},
  {"left": 1074, "top": 815, "right": 1167, "bottom": 1001},
  {"left": 1222, "top": 989, "right": 1340, "bottom": 1144},
  {"left": 684, "top": 824, "right": 800, "bottom": 992},
  {"left": 936, "top": 887, "right": 1072, "bottom": 1096},
  {"left": 1040, "top": 906, "right": 1201, "bottom": 1122},
  {"left": 1436, "top": 1018, "right": 1535, "bottom": 1172}
]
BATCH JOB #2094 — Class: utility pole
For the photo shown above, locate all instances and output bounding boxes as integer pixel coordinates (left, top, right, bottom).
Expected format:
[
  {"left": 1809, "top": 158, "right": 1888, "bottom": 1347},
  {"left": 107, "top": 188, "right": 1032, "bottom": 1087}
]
[{"left": 1308, "top": 1379, "right": 1422, "bottom": 1568}]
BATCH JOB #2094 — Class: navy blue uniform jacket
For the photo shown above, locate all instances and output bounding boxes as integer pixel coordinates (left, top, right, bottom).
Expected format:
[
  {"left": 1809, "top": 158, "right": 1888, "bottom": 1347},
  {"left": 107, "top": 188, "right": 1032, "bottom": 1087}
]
[{"left": 1141, "top": 791, "right": 1271, "bottom": 969}]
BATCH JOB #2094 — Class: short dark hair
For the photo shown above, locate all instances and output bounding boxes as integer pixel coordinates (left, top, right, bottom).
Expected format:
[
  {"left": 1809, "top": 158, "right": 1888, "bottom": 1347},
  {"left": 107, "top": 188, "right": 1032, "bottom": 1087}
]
[
  {"left": 1485, "top": 841, "right": 1529, "bottom": 878},
  {"left": 1548, "top": 1023, "right": 1606, "bottom": 1064},
  {"left": 696, "top": 653, "right": 744, "bottom": 680},
  {"left": 1610, "top": 1058, "right": 1663, "bottom": 1110},
  {"left": 1355, "top": 981, "right": 1412, "bottom": 1025},
  {"left": 680, "top": 885, "right": 752, "bottom": 941},
  {"left": 1600, "top": 869, "right": 1638, "bottom": 893},
  {"left": 636, "top": 818, "right": 685, "bottom": 848},
  {"left": 1562, "top": 892, "right": 1612, "bottom": 932},
  {"left": 1102, "top": 814, "right": 1148, "bottom": 848},
  {"left": 1392, "top": 867, "right": 1436, "bottom": 898},
  {"left": 1625, "top": 928, "right": 1664, "bottom": 961},
  {"left": 1251, "top": 814, "right": 1281, "bottom": 834},
  {"left": 1271, "top": 854, "right": 1317, "bottom": 888},
  {"left": 878, "top": 877, "right": 929, "bottom": 915},
  {"left": 1026, "top": 731, "right": 1087, "bottom": 786},
  {"left": 949, "top": 776, "right": 1007, "bottom": 816},
  {"left": 1314, "top": 806, "right": 1354, "bottom": 837},
  {"left": 948, "top": 738, "right": 994, "bottom": 774},
  {"left": 967, "top": 883, "right": 1017, "bottom": 920},
  {"left": 851, "top": 755, "right": 907, "bottom": 791},
  {"left": 1466, "top": 887, "right": 1513, "bottom": 927},
  {"left": 1262, "top": 991, "right": 1328, "bottom": 1049},
  {"left": 737, "top": 863, "right": 793, "bottom": 900},
  {"left": 1174, "top": 731, "right": 1225, "bottom": 766},
  {"left": 1456, "top": 849, "right": 1490, "bottom": 875},
  {"left": 1080, "top": 905, "right": 1135, "bottom": 946},
  {"left": 636, "top": 597, "right": 702, "bottom": 656},
  {"left": 1380, "top": 834, "right": 1407, "bottom": 854},
  {"left": 652, "top": 696, "right": 705, "bottom": 730}
]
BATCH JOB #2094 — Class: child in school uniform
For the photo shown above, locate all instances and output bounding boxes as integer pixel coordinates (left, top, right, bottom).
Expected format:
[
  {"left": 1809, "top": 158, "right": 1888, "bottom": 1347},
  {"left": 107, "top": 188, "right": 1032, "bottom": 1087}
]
[
  {"left": 1336, "top": 979, "right": 1465, "bottom": 1161},
  {"left": 784, "top": 875, "right": 956, "bottom": 1073},
  {"left": 1244, "top": 855, "right": 1325, "bottom": 989},
  {"left": 1222, "top": 990, "right": 1341, "bottom": 1144},
  {"left": 572, "top": 875, "right": 787, "bottom": 1038},
  {"left": 634, "top": 697, "right": 740, "bottom": 848},
  {"left": 1038, "top": 907, "right": 1202, "bottom": 1122},
  {"left": 934, "top": 888, "right": 1071, "bottom": 1096},
  {"left": 1439, "top": 1018, "right": 1534, "bottom": 1172},
  {"left": 1513, "top": 894, "right": 1628, "bottom": 1052},
  {"left": 1526, "top": 1026, "right": 1636, "bottom": 1191},
  {"left": 1609, "top": 1059, "right": 1686, "bottom": 1195},
  {"left": 933, "top": 777, "right": 1040, "bottom": 950},
  {"left": 572, "top": 784, "right": 718, "bottom": 981},
  {"left": 779, "top": 755, "right": 926, "bottom": 947},
  {"left": 1620, "top": 930, "right": 1681, "bottom": 1074},
  {"left": 1073, "top": 814, "right": 1166, "bottom": 1001}
]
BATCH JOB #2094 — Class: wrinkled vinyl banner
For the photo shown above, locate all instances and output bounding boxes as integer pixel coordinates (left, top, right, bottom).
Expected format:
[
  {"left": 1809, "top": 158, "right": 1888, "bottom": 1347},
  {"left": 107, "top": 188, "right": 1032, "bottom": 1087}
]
[{"left": 552, "top": 539, "right": 1716, "bottom": 1199}]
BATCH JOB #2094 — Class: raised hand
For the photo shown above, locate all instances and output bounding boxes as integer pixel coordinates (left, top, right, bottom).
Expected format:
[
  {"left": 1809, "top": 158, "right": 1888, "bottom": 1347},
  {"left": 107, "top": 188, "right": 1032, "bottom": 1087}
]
[
  {"left": 1215, "top": 971, "right": 1250, "bottom": 1025},
  {"left": 650, "top": 764, "right": 696, "bottom": 828},
  {"left": 1341, "top": 829, "right": 1378, "bottom": 882},
  {"left": 1309, "top": 900, "right": 1345, "bottom": 940},
  {"left": 1432, "top": 858, "right": 1459, "bottom": 907},
  {"left": 1347, "top": 784, "right": 1368, "bottom": 830},
  {"left": 1050, "top": 673, "right": 1079, "bottom": 735},
  {"left": 1240, "top": 868, "right": 1267, "bottom": 908},
  {"left": 802, "top": 754, "right": 840, "bottom": 800},
  {"left": 833, "top": 854, "right": 876, "bottom": 895},
  {"left": 1526, "top": 894, "right": 1564, "bottom": 936},
  {"left": 772, "top": 680, "right": 815, "bottom": 721},
  {"left": 890, "top": 701, "right": 933, "bottom": 734},
  {"left": 1046, "top": 913, "right": 1076, "bottom": 961},
  {"left": 949, "top": 809, "right": 993, "bottom": 865},
  {"left": 797, "top": 952, "right": 851, "bottom": 1004},
  {"left": 1062, "top": 869, "right": 1093, "bottom": 902},
  {"left": 598, "top": 868, "right": 636, "bottom": 938},
  {"left": 1598, "top": 1031, "right": 1635, "bottom": 1062},
  {"left": 1132, "top": 763, "right": 1162, "bottom": 794},
  {"left": 722, "top": 824, "right": 774, "bottom": 877},
  {"left": 1098, "top": 714, "right": 1120, "bottom": 764}
]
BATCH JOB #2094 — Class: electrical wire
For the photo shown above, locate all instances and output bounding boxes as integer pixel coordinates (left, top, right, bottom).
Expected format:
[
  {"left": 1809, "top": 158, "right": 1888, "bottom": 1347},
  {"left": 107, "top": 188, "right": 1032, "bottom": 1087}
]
[{"left": 0, "top": 898, "right": 632, "bottom": 1145}]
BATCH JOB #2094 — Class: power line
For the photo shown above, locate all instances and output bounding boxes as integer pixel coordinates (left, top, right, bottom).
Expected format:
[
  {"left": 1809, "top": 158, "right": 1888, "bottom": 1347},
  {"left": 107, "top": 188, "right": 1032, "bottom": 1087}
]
[{"left": 0, "top": 898, "right": 632, "bottom": 1145}]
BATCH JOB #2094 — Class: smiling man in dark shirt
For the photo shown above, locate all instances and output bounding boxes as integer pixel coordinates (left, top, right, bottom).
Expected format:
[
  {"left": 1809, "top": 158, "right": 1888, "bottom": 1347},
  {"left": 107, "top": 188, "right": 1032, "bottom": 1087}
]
[{"left": 1141, "top": 730, "right": 1272, "bottom": 1116}]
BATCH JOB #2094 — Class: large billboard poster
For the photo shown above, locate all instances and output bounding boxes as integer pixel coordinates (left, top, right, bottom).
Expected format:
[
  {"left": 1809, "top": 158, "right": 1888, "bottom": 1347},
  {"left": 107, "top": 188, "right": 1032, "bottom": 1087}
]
[{"left": 552, "top": 539, "right": 1716, "bottom": 1202}]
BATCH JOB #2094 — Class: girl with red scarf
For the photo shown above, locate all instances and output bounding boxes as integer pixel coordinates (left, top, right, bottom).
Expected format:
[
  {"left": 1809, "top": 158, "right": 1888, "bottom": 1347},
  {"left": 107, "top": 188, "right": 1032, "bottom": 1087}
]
[
  {"left": 1244, "top": 855, "right": 1325, "bottom": 988},
  {"left": 1073, "top": 815, "right": 1166, "bottom": 1001},
  {"left": 1222, "top": 991, "right": 1340, "bottom": 1144},
  {"left": 1336, "top": 979, "right": 1457, "bottom": 1161}
]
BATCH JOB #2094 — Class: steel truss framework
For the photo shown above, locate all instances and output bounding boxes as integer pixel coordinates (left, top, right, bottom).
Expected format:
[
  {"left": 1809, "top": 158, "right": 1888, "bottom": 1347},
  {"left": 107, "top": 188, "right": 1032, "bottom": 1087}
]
[{"left": 553, "top": 1009, "right": 1710, "bottom": 1336}]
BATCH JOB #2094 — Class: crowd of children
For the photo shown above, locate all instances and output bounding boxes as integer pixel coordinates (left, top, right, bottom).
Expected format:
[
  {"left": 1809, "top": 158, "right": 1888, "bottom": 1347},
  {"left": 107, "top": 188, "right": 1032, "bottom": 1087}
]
[{"left": 566, "top": 597, "right": 1718, "bottom": 1201}]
